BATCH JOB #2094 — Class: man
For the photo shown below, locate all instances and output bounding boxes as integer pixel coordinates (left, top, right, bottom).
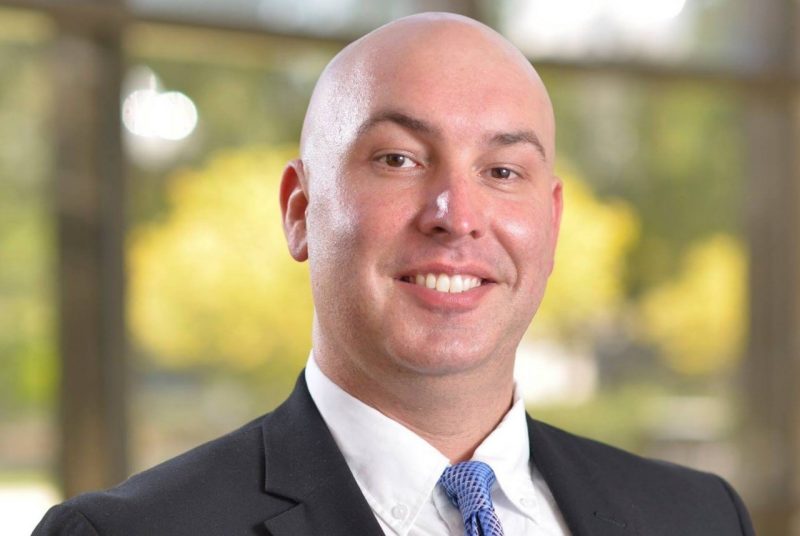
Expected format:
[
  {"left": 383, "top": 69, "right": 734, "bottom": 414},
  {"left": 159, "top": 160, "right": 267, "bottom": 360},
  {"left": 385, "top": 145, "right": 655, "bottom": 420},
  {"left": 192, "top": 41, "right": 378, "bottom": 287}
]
[{"left": 35, "top": 12, "right": 754, "bottom": 536}]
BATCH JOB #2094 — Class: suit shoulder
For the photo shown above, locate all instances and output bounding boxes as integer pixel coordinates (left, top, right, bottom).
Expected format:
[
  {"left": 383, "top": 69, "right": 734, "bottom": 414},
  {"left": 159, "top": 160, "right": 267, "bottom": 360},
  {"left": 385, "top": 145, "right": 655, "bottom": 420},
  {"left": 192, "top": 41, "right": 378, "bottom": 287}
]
[
  {"left": 533, "top": 418, "right": 721, "bottom": 482},
  {"left": 35, "top": 415, "right": 275, "bottom": 536},
  {"left": 531, "top": 418, "right": 755, "bottom": 534},
  {"left": 33, "top": 503, "right": 100, "bottom": 536},
  {"left": 105, "top": 413, "right": 267, "bottom": 499}
]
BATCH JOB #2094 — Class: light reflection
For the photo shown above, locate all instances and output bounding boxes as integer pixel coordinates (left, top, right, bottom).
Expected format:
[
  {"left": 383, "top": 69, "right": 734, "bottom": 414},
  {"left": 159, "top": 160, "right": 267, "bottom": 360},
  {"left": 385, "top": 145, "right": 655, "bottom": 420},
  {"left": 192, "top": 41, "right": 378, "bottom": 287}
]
[
  {"left": 121, "top": 68, "right": 198, "bottom": 141},
  {"left": 612, "top": 0, "right": 687, "bottom": 26},
  {"left": 503, "top": 0, "right": 690, "bottom": 59},
  {"left": 257, "top": 0, "right": 356, "bottom": 34},
  {"left": 515, "top": 341, "right": 598, "bottom": 405},
  {"left": 121, "top": 66, "right": 200, "bottom": 168},
  {"left": 123, "top": 89, "right": 198, "bottom": 141}
]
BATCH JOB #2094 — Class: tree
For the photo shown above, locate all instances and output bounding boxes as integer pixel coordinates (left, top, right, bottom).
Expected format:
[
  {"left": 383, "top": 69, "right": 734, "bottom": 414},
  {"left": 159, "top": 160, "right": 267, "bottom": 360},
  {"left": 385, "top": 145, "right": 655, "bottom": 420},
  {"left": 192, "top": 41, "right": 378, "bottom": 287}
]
[
  {"left": 638, "top": 234, "right": 746, "bottom": 375},
  {"left": 530, "top": 170, "right": 640, "bottom": 341},
  {"left": 129, "top": 147, "right": 313, "bottom": 375}
]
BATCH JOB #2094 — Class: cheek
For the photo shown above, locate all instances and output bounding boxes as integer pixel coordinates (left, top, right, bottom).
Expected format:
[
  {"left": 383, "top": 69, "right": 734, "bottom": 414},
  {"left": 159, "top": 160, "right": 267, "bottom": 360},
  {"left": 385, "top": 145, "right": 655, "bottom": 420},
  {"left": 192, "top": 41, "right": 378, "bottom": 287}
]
[
  {"left": 305, "top": 190, "right": 358, "bottom": 284},
  {"left": 344, "top": 177, "right": 414, "bottom": 235},
  {"left": 353, "top": 197, "right": 409, "bottom": 241},
  {"left": 305, "top": 195, "right": 365, "bottom": 326},
  {"left": 307, "top": 186, "right": 405, "bottom": 273},
  {"left": 499, "top": 204, "right": 557, "bottom": 280}
]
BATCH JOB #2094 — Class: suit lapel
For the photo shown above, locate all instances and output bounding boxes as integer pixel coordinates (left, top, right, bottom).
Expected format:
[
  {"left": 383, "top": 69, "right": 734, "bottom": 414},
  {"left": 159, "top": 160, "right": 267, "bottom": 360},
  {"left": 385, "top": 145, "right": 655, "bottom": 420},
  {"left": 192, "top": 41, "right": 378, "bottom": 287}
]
[
  {"left": 260, "top": 374, "right": 384, "bottom": 536},
  {"left": 527, "top": 416, "right": 639, "bottom": 536},
  {"left": 260, "top": 375, "right": 640, "bottom": 535}
]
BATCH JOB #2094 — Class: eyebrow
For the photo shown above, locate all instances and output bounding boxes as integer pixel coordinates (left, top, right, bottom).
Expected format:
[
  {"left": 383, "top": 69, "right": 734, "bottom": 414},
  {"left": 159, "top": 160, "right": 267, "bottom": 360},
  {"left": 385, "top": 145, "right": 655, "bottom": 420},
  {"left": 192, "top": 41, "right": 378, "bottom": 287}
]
[
  {"left": 356, "top": 110, "right": 440, "bottom": 138},
  {"left": 355, "top": 109, "right": 547, "bottom": 160},
  {"left": 488, "top": 130, "right": 547, "bottom": 160}
]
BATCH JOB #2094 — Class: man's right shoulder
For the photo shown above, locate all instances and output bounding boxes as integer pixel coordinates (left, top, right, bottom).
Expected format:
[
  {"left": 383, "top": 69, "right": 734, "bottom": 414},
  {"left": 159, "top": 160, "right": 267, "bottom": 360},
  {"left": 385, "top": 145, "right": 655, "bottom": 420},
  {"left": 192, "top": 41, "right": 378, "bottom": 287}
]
[{"left": 32, "top": 413, "right": 288, "bottom": 536}]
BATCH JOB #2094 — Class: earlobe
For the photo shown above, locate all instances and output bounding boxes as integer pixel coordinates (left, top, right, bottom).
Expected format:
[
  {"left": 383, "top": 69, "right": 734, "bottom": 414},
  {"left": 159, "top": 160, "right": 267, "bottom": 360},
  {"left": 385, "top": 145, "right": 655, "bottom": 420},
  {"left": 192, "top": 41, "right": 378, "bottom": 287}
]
[{"left": 279, "top": 159, "right": 309, "bottom": 262}]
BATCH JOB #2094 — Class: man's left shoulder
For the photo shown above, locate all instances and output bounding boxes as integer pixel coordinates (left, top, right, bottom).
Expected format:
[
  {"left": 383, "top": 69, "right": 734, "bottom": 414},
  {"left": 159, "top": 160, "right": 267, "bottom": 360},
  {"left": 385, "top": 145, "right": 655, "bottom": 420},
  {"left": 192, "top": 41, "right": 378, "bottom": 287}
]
[
  {"left": 529, "top": 417, "right": 755, "bottom": 535},
  {"left": 534, "top": 418, "right": 735, "bottom": 486}
]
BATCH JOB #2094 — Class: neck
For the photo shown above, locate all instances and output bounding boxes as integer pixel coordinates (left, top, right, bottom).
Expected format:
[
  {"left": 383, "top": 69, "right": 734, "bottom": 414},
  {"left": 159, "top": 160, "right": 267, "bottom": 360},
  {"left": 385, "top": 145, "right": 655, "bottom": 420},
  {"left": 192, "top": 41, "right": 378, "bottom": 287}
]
[{"left": 313, "top": 341, "right": 516, "bottom": 463}]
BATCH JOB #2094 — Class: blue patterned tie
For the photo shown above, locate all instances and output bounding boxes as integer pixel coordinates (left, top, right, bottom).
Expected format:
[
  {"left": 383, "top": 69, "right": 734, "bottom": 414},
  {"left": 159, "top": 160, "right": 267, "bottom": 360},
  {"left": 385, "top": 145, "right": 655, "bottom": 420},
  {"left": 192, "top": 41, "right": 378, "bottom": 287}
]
[{"left": 439, "top": 461, "right": 505, "bottom": 536}]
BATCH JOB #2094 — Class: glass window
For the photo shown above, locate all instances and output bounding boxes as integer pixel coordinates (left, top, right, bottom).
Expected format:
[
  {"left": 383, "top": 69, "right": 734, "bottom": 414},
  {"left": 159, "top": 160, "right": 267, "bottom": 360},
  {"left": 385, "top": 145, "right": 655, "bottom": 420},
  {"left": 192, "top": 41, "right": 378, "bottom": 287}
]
[
  {"left": 9, "top": 3, "right": 771, "bottom": 531},
  {"left": 123, "top": 23, "right": 340, "bottom": 471},
  {"left": 519, "top": 69, "right": 746, "bottom": 481},
  {"left": 494, "top": 0, "right": 763, "bottom": 69},
  {"left": 129, "top": 0, "right": 481, "bottom": 39},
  {"left": 0, "top": 6, "right": 59, "bottom": 534}
]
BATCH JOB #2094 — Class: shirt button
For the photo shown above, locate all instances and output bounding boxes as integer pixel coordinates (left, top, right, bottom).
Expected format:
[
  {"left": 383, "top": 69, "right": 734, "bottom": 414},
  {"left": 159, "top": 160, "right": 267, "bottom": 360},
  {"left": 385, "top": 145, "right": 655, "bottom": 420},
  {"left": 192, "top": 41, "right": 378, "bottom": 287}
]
[
  {"left": 391, "top": 504, "right": 409, "bottom": 520},
  {"left": 520, "top": 497, "right": 536, "bottom": 508}
]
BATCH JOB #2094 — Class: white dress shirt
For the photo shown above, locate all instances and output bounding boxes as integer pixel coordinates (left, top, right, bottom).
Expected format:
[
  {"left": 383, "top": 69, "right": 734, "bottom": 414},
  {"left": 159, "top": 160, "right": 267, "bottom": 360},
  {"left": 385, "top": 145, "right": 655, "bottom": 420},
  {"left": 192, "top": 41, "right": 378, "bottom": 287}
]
[{"left": 305, "top": 353, "right": 571, "bottom": 535}]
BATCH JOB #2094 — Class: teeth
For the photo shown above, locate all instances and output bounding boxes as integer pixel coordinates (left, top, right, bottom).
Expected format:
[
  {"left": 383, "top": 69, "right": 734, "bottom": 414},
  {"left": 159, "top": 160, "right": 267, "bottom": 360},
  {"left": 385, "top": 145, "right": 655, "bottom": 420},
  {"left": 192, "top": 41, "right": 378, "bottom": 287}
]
[
  {"left": 435, "top": 274, "right": 450, "bottom": 292},
  {"left": 450, "top": 274, "right": 463, "bottom": 293},
  {"left": 412, "top": 273, "right": 483, "bottom": 293},
  {"left": 425, "top": 273, "right": 437, "bottom": 289}
]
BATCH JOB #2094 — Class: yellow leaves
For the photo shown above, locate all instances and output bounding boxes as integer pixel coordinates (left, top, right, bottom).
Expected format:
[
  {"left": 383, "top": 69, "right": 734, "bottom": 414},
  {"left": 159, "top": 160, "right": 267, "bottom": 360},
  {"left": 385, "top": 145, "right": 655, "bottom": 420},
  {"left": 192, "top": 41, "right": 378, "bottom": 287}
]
[
  {"left": 532, "top": 172, "right": 639, "bottom": 339},
  {"left": 639, "top": 235, "right": 746, "bottom": 375},
  {"left": 529, "top": 172, "right": 746, "bottom": 377},
  {"left": 128, "top": 147, "right": 313, "bottom": 370}
]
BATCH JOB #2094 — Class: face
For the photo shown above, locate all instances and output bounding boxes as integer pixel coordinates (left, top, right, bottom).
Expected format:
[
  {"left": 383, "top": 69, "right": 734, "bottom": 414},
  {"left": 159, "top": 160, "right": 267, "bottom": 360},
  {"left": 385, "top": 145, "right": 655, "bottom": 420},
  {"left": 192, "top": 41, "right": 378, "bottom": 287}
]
[{"left": 282, "top": 21, "right": 562, "bottom": 381}]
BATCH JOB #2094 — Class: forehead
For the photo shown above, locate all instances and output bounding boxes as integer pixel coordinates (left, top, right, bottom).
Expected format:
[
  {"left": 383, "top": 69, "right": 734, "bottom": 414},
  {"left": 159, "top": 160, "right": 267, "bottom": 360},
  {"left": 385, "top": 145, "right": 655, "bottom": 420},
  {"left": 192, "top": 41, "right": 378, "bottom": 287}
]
[
  {"left": 300, "top": 20, "right": 555, "bottom": 168},
  {"left": 353, "top": 29, "right": 551, "bottom": 144}
]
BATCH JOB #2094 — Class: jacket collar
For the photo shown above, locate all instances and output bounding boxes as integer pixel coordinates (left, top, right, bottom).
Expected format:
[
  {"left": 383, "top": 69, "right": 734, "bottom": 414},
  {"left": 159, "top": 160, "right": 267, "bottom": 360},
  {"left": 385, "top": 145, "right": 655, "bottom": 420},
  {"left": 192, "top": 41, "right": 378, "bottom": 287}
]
[
  {"left": 527, "top": 415, "right": 639, "bottom": 536},
  {"left": 259, "top": 372, "right": 638, "bottom": 536},
  {"left": 260, "top": 373, "right": 384, "bottom": 536}
]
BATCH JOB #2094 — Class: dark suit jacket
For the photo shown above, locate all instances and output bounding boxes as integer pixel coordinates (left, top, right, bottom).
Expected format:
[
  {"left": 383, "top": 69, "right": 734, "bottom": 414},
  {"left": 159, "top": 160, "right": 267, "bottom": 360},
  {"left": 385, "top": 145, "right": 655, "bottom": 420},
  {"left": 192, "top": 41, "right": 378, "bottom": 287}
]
[{"left": 34, "top": 373, "right": 755, "bottom": 535}]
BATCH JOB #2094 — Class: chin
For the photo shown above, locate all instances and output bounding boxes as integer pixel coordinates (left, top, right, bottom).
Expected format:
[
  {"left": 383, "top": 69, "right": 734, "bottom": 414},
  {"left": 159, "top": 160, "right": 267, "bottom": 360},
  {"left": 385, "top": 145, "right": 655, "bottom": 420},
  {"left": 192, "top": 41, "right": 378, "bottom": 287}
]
[{"left": 384, "top": 335, "right": 503, "bottom": 377}]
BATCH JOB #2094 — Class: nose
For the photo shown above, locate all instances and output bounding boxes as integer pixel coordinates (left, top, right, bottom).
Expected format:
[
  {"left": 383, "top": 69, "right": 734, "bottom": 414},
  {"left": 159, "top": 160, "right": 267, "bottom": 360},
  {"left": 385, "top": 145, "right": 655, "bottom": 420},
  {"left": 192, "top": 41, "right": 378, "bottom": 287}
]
[{"left": 417, "top": 171, "right": 486, "bottom": 242}]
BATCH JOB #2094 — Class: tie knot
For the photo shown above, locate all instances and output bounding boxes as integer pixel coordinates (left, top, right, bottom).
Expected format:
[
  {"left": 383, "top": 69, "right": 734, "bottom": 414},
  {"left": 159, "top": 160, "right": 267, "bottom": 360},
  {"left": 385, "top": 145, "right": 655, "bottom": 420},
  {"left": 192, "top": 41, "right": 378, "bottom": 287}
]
[{"left": 439, "top": 461, "right": 498, "bottom": 521}]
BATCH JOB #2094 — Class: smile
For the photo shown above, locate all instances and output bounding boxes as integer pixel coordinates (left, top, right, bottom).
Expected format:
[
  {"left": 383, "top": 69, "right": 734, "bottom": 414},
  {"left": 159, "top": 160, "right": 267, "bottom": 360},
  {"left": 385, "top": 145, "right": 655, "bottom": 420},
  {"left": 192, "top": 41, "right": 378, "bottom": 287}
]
[{"left": 399, "top": 273, "right": 485, "bottom": 293}]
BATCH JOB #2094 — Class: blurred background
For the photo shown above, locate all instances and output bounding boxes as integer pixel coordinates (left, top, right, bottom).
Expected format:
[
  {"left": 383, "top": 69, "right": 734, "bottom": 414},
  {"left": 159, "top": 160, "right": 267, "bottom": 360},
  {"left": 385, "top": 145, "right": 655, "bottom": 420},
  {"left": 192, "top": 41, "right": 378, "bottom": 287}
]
[{"left": 0, "top": 0, "right": 797, "bottom": 534}]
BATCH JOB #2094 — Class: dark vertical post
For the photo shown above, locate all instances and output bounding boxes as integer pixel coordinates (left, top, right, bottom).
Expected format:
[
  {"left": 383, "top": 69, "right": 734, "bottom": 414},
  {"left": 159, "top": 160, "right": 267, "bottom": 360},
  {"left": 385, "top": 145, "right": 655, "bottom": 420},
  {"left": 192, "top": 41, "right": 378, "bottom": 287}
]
[
  {"left": 742, "top": 1, "right": 800, "bottom": 534},
  {"left": 744, "top": 87, "right": 800, "bottom": 536},
  {"left": 52, "top": 3, "right": 128, "bottom": 498}
]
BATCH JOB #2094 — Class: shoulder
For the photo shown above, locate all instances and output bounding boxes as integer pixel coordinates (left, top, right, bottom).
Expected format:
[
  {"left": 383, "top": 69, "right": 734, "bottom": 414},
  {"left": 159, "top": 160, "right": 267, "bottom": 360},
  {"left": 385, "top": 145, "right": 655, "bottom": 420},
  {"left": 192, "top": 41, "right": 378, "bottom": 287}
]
[
  {"left": 529, "top": 418, "right": 755, "bottom": 535},
  {"left": 534, "top": 418, "right": 728, "bottom": 486},
  {"left": 34, "top": 414, "right": 284, "bottom": 536}
]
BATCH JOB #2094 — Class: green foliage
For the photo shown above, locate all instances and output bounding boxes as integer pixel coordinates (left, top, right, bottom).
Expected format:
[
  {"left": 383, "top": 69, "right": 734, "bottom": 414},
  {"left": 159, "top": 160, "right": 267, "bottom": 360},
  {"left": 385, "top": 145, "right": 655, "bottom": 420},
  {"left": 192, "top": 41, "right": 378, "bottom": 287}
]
[
  {"left": 538, "top": 73, "right": 746, "bottom": 383},
  {"left": 529, "top": 169, "right": 745, "bottom": 381},
  {"left": 638, "top": 234, "right": 746, "bottom": 375},
  {"left": 529, "top": 383, "right": 668, "bottom": 452},
  {"left": 0, "top": 34, "right": 55, "bottom": 415},
  {"left": 531, "top": 170, "right": 640, "bottom": 341},
  {"left": 128, "top": 147, "right": 313, "bottom": 374},
  {"left": 544, "top": 72, "right": 743, "bottom": 293}
]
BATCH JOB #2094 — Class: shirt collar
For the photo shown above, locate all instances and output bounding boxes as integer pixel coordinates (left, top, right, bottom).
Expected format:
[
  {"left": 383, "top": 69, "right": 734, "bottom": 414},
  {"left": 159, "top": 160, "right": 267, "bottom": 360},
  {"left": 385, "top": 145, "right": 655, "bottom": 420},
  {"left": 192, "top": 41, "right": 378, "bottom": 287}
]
[
  {"left": 305, "top": 352, "right": 449, "bottom": 534},
  {"left": 304, "top": 351, "right": 539, "bottom": 532},
  {"left": 473, "top": 385, "right": 541, "bottom": 522}
]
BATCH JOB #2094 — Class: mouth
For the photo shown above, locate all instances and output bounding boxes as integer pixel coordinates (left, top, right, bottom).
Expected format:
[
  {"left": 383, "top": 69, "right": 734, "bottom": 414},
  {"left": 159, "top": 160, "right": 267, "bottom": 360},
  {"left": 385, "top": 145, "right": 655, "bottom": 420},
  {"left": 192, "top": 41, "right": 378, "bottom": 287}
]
[{"left": 397, "top": 273, "right": 491, "bottom": 294}]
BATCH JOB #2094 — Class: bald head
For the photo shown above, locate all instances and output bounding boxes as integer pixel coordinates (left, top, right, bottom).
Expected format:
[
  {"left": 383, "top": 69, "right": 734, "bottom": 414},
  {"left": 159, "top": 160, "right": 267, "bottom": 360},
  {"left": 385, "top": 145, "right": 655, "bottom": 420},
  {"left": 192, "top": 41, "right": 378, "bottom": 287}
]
[
  {"left": 299, "top": 12, "right": 556, "bottom": 184},
  {"left": 280, "top": 12, "right": 564, "bottom": 404}
]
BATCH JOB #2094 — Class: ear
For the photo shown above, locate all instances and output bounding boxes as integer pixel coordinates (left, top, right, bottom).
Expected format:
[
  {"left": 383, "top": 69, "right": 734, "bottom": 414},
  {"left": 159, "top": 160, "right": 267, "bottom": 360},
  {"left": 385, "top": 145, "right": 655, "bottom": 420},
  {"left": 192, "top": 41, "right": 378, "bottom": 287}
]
[
  {"left": 547, "top": 176, "right": 564, "bottom": 275},
  {"left": 279, "top": 159, "right": 309, "bottom": 262}
]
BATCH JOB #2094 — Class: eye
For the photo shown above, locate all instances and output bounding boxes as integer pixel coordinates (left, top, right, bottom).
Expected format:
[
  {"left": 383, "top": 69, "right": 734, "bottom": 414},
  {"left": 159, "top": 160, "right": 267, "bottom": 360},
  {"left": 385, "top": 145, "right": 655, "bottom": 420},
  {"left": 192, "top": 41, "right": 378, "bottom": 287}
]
[
  {"left": 378, "top": 153, "right": 416, "bottom": 168},
  {"left": 489, "top": 167, "right": 516, "bottom": 180}
]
